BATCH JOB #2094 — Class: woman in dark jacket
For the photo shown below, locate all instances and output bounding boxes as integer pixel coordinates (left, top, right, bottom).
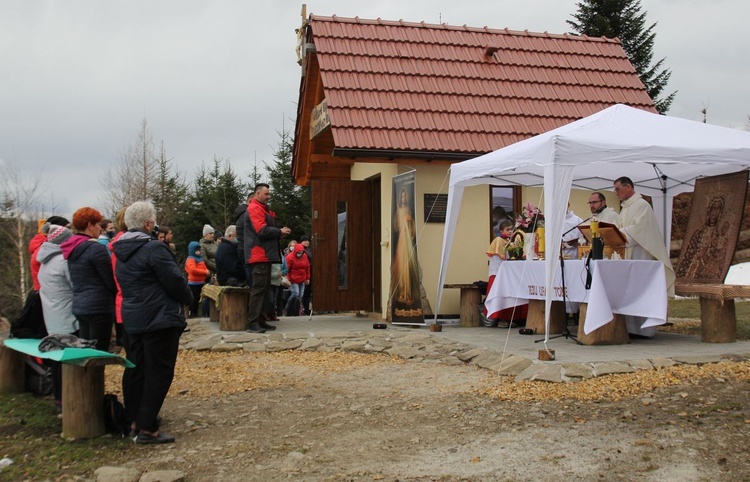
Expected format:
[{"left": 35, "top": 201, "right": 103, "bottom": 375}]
[
  {"left": 60, "top": 207, "right": 116, "bottom": 351},
  {"left": 112, "top": 201, "right": 193, "bottom": 445}
]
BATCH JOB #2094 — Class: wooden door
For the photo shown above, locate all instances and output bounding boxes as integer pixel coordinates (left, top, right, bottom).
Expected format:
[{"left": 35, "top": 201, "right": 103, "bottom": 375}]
[{"left": 311, "top": 180, "right": 375, "bottom": 311}]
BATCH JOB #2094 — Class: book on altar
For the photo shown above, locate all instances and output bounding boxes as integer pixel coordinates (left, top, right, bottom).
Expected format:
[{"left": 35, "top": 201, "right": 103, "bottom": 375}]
[
  {"left": 577, "top": 222, "right": 627, "bottom": 245},
  {"left": 577, "top": 222, "right": 627, "bottom": 259}
]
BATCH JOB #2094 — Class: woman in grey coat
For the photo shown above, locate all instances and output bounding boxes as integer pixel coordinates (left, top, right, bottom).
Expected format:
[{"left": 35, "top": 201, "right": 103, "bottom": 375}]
[
  {"left": 37, "top": 225, "right": 79, "bottom": 336},
  {"left": 36, "top": 224, "right": 78, "bottom": 411}
]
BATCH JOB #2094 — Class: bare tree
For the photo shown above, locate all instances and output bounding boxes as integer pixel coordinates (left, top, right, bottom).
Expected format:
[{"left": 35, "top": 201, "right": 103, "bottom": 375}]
[
  {"left": 101, "top": 118, "right": 159, "bottom": 216},
  {"left": 0, "top": 162, "right": 46, "bottom": 313}
]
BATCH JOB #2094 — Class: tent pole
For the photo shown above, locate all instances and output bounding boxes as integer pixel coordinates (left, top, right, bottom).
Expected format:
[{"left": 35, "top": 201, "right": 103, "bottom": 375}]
[{"left": 653, "top": 165, "right": 669, "bottom": 246}]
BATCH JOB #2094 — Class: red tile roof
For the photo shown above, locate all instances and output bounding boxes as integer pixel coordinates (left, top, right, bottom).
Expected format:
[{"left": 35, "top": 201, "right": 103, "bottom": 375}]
[{"left": 302, "top": 14, "right": 656, "bottom": 157}]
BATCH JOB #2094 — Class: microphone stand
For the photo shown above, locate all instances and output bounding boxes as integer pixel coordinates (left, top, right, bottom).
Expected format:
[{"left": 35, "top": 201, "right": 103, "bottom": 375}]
[{"left": 534, "top": 216, "right": 589, "bottom": 345}]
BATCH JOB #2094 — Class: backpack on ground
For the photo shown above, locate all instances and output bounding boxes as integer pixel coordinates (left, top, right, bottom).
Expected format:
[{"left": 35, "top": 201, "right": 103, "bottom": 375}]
[
  {"left": 24, "top": 356, "right": 53, "bottom": 396},
  {"left": 11, "top": 290, "right": 47, "bottom": 339},
  {"left": 103, "top": 394, "right": 129, "bottom": 438}
]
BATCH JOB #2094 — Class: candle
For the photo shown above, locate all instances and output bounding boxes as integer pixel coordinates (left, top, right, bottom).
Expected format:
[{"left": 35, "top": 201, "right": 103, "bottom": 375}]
[
  {"left": 590, "top": 220, "right": 599, "bottom": 237},
  {"left": 536, "top": 227, "right": 545, "bottom": 253}
]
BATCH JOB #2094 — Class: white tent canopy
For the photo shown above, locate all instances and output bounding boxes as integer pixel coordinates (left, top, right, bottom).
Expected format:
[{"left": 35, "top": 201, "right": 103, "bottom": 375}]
[{"left": 437, "top": 104, "right": 750, "bottom": 339}]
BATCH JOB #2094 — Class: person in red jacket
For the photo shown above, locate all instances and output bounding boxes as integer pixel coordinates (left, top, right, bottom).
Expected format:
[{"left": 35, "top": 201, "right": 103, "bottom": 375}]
[
  {"left": 29, "top": 215, "right": 70, "bottom": 291},
  {"left": 110, "top": 207, "right": 128, "bottom": 346},
  {"left": 185, "top": 241, "right": 210, "bottom": 318},
  {"left": 243, "top": 183, "right": 290, "bottom": 332},
  {"left": 283, "top": 243, "right": 310, "bottom": 316},
  {"left": 29, "top": 227, "right": 46, "bottom": 292},
  {"left": 11, "top": 216, "right": 70, "bottom": 340}
]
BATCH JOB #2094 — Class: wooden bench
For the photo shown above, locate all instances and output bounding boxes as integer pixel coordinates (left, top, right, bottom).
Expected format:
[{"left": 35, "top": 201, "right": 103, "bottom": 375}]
[
  {"left": 201, "top": 285, "right": 251, "bottom": 331},
  {"left": 674, "top": 282, "right": 750, "bottom": 343},
  {"left": 443, "top": 284, "right": 483, "bottom": 327},
  {"left": 0, "top": 337, "right": 133, "bottom": 439}
]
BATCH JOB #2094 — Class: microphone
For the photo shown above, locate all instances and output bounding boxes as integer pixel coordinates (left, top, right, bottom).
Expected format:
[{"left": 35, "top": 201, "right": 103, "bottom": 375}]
[{"left": 562, "top": 216, "right": 592, "bottom": 237}]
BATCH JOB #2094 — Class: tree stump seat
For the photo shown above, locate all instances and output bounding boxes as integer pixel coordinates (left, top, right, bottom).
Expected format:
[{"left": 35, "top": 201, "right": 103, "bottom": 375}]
[
  {"left": 674, "top": 282, "right": 750, "bottom": 343},
  {"left": 576, "top": 303, "right": 629, "bottom": 345},
  {"left": 0, "top": 337, "right": 133, "bottom": 439},
  {"left": 443, "top": 284, "right": 482, "bottom": 327},
  {"left": 525, "top": 299, "right": 567, "bottom": 335},
  {"left": 201, "top": 285, "right": 251, "bottom": 331}
]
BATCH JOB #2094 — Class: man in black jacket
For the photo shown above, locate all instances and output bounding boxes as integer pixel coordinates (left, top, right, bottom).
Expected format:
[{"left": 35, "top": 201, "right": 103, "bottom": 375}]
[
  {"left": 215, "top": 225, "right": 246, "bottom": 286},
  {"left": 233, "top": 193, "right": 253, "bottom": 289},
  {"left": 113, "top": 201, "right": 193, "bottom": 445}
]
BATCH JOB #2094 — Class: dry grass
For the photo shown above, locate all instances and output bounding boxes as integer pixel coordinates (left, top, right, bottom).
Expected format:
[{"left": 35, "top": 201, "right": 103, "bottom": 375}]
[{"left": 667, "top": 298, "right": 750, "bottom": 340}]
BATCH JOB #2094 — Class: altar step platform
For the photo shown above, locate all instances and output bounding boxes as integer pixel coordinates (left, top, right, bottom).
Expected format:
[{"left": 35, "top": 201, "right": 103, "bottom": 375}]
[{"left": 179, "top": 313, "right": 750, "bottom": 366}]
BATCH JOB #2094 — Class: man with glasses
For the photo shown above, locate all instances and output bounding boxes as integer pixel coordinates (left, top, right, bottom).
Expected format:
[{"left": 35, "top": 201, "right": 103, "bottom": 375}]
[
  {"left": 613, "top": 176, "right": 675, "bottom": 337},
  {"left": 587, "top": 192, "right": 620, "bottom": 224}
]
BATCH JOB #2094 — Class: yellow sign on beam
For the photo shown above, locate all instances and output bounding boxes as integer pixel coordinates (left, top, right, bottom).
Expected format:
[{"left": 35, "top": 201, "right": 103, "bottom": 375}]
[{"left": 310, "top": 99, "right": 331, "bottom": 139}]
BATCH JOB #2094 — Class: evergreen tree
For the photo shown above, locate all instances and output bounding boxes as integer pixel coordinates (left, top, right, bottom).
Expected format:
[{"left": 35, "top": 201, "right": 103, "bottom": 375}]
[
  {"left": 214, "top": 158, "right": 251, "bottom": 228},
  {"left": 246, "top": 154, "right": 265, "bottom": 188},
  {"left": 568, "top": 0, "right": 676, "bottom": 113},
  {"left": 266, "top": 130, "right": 311, "bottom": 244},
  {"left": 149, "top": 142, "right": 189, "bottom": 229},
  {"left": 183, "top": 157, "right": 248, "bottom": 246}
]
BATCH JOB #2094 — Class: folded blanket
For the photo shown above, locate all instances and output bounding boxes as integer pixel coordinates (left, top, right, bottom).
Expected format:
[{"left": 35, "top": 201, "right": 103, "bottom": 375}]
[{"left": 38, "top": 334, "right": 97, "bottom": 352}]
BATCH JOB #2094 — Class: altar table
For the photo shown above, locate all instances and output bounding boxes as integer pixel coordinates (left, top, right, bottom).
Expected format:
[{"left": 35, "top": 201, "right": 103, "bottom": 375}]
[{"left": 484, "top": 259, "right": 668, "bottom": 336}]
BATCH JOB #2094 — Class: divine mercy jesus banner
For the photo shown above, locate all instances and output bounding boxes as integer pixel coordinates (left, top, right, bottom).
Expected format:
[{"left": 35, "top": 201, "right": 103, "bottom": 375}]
[{"left": 390, "top": 171, "right": 425, "bottom": 325}]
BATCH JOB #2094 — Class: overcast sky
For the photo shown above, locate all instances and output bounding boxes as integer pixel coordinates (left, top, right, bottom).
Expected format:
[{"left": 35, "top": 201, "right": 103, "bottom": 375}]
[{"left": 1, "top": 0, "right": 748, "bottom": 219}]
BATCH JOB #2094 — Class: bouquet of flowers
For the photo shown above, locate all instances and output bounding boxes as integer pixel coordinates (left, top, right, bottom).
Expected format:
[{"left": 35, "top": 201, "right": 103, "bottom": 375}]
[
  {"left": 504, "top": 233, "right": 525, "bottom": 260},
  {"left": 515, "top": 202, "right": 544, "bottom": 233}
]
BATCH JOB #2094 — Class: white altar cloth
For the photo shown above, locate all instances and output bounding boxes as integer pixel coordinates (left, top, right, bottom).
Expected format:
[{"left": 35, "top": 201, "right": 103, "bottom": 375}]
[{"left": 484, "top": 260, "right": 668, "bottom": 334}]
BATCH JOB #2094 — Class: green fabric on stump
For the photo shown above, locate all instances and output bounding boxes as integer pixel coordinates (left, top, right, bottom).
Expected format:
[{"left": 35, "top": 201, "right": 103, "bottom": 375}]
[{"left": 3, "top": 338, "right": 135, "bottom": 368}]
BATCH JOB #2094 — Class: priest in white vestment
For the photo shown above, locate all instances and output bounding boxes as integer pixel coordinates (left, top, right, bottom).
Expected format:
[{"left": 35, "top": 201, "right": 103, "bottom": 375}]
[
  {"left": 614, "top": 177, "right": 676, "bottom": 336},
  {"left": 587, "top": 191, "right": 620, "bottom": 225}
]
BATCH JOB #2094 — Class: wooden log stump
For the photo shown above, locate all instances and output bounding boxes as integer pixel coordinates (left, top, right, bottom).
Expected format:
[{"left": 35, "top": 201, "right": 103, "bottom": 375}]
[
  {"left": 219, "top": 289, "right": 250, "bottom": 331},
  {"left": 62, "top": 364, "right": 105, "bottom": 439},
  {"left": 0, "top": 344, "right": 25, "bottom": 394},
  {"left": 700, "top": 298, "right": 736, "bottom": 343},
  {"left": 209, "top": 300, "right": 219, "bottom": 323},
  {"left": 538, "top": 349, "right": 555, "bottom": 361},
  {"left": 577, "top": 303, "right": 629, "bottom": 345},
  {"left": 458, "top": 287, "right": 481, "bottom": 327},
  {"left": 525, "top": 300, "right": 566, "bottom": 334}
]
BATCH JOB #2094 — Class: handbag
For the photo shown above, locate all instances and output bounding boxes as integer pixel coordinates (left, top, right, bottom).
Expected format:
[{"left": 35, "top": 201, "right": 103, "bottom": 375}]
[{"left": 280, "top": 275, "right": 292, "bottom": 288}]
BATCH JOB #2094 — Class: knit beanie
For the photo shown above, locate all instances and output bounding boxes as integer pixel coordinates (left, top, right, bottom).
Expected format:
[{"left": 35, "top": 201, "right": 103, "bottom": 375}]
[
  {"left": 203, "top": 224, "right": 215, "bottom": 236},
  {"left": 46, "top": 215, "right": 70, "bottom": 227},
  {"left": 47, "top": 225, "right": 73, "bottom": 245}
]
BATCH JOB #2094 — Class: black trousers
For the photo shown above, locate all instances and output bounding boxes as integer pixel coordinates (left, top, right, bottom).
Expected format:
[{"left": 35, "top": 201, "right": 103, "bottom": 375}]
[
  {"left": 76, "top": 313, "right": 114, "bottom": 352},
  {"left": 188, "top": 284, "right": 204, "bottom": 317},
  {"left": 265, "top": 285, "right": 278, "bottom": 315},
  {"left": 248, "top": 263, "right": 270, "bottom": 326},
  {"left": 243, "top": 264, "right": 254, "bottom": 290},
  {"left": 122, "top": 326, "right": 182, "bottom": 433}
]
